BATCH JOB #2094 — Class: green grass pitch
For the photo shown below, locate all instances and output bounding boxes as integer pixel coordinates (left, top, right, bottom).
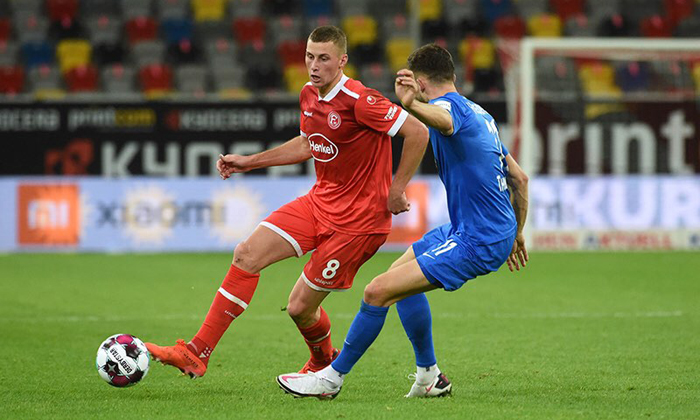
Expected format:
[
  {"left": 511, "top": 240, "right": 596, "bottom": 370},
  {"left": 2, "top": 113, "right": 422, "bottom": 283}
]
[{"left": 1, "top": 252, "right": 698, "bottom": 419}]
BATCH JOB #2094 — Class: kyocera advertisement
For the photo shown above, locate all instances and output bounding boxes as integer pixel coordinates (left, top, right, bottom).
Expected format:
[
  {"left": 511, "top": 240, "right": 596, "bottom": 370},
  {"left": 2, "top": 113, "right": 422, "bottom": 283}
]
[{"left": 1, "top": 176, "right": 698, "bottom": 252}]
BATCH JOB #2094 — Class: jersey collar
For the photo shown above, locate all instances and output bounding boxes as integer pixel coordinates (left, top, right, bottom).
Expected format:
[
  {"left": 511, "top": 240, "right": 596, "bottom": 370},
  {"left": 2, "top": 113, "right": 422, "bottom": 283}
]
[{"left": 318, "top": 73, "right": 348, "bottom": 102}]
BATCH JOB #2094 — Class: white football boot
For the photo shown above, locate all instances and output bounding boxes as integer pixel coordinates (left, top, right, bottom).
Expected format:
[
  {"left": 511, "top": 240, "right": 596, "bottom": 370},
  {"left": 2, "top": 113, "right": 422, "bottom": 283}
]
[
  {"left": 276, "top": 371, "right": 342, "bottom": 400},
  {"left": 405, "top": 372, "right": 452, "bottom": 398}
]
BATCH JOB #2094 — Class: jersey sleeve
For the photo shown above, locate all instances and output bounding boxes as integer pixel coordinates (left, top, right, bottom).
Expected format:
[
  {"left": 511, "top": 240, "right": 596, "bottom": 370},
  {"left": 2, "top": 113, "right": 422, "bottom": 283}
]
[
  {"left": 432, "top": 96, "right": 468, "bottom": 136},
  {"left": 501, "top": 142, "right": 509, "bottom": 156},
  {"left": 354, "top": 90, "right": 409, "bottom": 137},
  {"left": 299, "top": 85, "right": 311, "bottom": 138}
]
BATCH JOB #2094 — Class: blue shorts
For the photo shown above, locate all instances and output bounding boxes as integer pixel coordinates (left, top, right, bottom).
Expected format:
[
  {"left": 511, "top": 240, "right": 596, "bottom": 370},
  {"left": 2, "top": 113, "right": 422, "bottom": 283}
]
[{"left": 413, "top": 224, "right": 515, "bottom": 292}]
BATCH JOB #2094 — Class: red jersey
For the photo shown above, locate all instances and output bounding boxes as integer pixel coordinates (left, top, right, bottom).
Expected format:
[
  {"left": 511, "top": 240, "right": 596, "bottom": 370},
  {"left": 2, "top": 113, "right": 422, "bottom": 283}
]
[{"left": 299, "top": 74, "right": 409, "bottom": 235}]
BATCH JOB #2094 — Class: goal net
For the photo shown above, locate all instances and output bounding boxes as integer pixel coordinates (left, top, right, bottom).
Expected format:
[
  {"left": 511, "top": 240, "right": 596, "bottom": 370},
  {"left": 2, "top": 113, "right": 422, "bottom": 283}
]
[{"left": 513, "top": 38, "right": 700, "bottom": 250}]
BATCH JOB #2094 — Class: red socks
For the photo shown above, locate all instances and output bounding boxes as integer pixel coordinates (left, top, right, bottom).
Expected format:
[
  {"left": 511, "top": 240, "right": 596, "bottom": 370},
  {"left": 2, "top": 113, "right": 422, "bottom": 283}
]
[
  {"left": 189, "top": 264, "right": 260, "bottom": 365},
  {"left": 298, "top": 307, "right": 334, "bottom": 363}
]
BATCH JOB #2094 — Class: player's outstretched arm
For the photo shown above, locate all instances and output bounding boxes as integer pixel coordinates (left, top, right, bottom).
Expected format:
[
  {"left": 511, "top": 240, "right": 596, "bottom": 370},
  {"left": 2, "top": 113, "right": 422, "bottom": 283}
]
[
  {"left": 217, "top": 135, "right": 312, "bottom": 180},
  {"left": 390, "top": 115, "right": 429, "bottom": 215},
  {"left": 505, "top": 154, "right": 529, "bottom": 272},
  {"left": 395, "top": 69, "right": 454, "bottom": 136}
]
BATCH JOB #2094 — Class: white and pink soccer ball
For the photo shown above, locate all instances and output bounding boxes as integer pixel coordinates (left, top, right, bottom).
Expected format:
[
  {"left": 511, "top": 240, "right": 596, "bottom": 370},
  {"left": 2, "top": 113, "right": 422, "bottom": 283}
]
[{"left": 96, "top": 334, "right": 150, "bottom": 387}]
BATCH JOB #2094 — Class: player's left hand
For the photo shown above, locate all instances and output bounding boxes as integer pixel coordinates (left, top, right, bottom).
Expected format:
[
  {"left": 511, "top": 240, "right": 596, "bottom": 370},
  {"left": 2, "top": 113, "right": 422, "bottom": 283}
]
[
  {"left": 388, "top": 188, "right": 411, "bottom": 215},
  {"left": 395, "top": 69, "right": 418, "bottom": 109},
  {"left": 507, "top": 233, "right": 528, "bottom": 272}
]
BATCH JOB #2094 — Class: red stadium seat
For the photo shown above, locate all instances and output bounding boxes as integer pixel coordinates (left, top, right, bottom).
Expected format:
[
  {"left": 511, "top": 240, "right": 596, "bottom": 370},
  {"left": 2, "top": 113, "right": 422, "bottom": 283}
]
[
  {"left": 0, "top": 65, "right": 24, "bottom": 94},
  {"left": 126, "top": 17, "right": 159, "bottom": 44},
  {"left": 278, "top": 40, "right": 306, "bottom": 66},
  {"left": 665, "top": 0, "right": 695, "bottom": 26},
  {"left": 640, "top": 15, "right": 673, "bottom": 37},
  {"left": 494, "top": 15, "right": 526, "bottom": 39},
  {"left": 139, "top": 63, "right": 173, "bottom": 93},
  {"left": 232, "top": 17, "right": 266, "bottom": 47},
  {"left": 47, "top": 0, "right": 79, "bottom": 22},
  {"left": 0, "top": 18, "right": 10, "bottom": 41},
  {"left": 65, "top": 64, "right": 98, "bottom": 92},
  {"left": 550, "top": 0, "right": 584, "bottom": 22}
]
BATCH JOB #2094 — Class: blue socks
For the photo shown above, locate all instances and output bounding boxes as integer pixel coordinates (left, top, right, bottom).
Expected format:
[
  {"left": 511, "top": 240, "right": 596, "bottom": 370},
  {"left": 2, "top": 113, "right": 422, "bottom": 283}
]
[
  {"left": 331, "top": 300, "right": 389, "bottom": 374},
  {"left": 397, "top": 293, "right": 437, "bottom": 368}
]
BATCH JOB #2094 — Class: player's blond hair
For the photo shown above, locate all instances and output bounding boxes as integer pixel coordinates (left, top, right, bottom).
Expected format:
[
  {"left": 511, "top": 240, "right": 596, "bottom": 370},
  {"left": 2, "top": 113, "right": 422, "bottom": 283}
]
[{"left": 308, "top": 25, "right": 348, "bottom": 54}]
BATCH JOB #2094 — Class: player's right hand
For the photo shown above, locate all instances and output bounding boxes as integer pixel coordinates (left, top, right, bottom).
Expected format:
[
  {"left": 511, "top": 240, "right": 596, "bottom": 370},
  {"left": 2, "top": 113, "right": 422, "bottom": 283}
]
[
  {"left": 507, "top": 233, "right": 528, "bottom": 272},
  {"left": 395, "top": 69, "right": 418, "bottom": 109},
  {"left": 217, "top": 154, "right": 251, "bottom": 180},
  {"left": 388, "top": 188, "right": 411, "bottom": 215}
]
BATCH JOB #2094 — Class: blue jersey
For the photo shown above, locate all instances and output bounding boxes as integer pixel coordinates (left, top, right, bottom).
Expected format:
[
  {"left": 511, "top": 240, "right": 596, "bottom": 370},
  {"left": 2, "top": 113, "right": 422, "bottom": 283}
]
[{"left": 428, "top": 92, "right": 516, "bottom": 245}]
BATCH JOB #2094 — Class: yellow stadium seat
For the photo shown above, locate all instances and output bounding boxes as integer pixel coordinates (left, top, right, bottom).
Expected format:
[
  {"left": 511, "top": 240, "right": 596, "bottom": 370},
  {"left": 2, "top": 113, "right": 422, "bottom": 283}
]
[
  {"left": 692, "top": 62, "right": 700, "bottom": 93},
  {"left": 144, "top": 89, "right": 172, "bottom": 100},
  {"left": 410, "top": 0, "right": 442, "bottom": 22},
  {"left": 341, "top": 15, "right": 377, "bottom": 48},
  {"left": 192, "top": 0, "right": 225, "bottom": 22},
  {"left": 284, "top": 63, "right": 309, "bottom": 94},
  {"left": 34, "top": 89, "right": 66, "bottom": 100},
  {"left": 343, "top": 63, "right": 358, "bottom": 80},
  {"left": 57, "top": 39, "right": 91, "bottom": 73},
  {"left": 386, "top": 38, "right": 415, "bottom": 72},
  {"left": 218, "top": 88, "right": 252, "bottom": 99},
  {"left": 527, "top": 14, "right": 562, "bottom": 37},
  {"left": 458, "top": 38, "right": 495, "bottom": 70},
  {"left": 578, "top": 62, "right": 624, "bottom": 118}
]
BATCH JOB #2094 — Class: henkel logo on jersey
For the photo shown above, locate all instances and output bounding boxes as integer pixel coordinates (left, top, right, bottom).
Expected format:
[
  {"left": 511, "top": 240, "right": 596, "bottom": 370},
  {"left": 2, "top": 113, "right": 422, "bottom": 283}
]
[
  {"left": 327, "top": 111, "right": 341, "bottom": 130},
  {"left": 17, "top": 184, "right": 80, "bottom": 245},
  {"left": 307, "top": 133, "right": 339, "bottom": 162}
]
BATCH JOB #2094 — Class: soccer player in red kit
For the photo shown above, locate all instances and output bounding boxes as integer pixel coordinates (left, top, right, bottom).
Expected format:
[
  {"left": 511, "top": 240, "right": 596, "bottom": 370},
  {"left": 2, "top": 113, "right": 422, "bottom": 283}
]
[{"left": 146, "top": 26, "right": 429, "bottom": 378}]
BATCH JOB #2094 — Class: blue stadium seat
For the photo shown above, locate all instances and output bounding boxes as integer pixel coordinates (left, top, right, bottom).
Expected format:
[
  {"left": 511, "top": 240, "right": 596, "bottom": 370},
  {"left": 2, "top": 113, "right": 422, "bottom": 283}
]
[{"left": 22, "top": 41, "right": 55, "bottom": 68}]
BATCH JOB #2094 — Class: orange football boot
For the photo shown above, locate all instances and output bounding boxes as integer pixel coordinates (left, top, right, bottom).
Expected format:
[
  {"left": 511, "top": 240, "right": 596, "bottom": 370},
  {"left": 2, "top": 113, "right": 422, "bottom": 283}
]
[
  {"left": 298, "top": 348, "right": 340, "bottom": 373},
  {"left": 146, "top": 339, "right": 207, "bottom": 378}
]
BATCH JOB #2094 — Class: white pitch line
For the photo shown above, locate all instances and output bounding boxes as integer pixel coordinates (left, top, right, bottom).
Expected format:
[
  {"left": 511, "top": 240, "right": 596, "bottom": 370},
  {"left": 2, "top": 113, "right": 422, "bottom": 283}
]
[{"left": 0, "top": 310, "right": 685, "bottom": 324}]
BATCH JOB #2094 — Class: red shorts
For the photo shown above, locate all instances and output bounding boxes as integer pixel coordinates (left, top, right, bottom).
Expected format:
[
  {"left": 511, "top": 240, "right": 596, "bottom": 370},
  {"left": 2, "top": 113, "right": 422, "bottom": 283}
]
[{"left": 261, "top": 195, "right": 388, "bottom": 292}]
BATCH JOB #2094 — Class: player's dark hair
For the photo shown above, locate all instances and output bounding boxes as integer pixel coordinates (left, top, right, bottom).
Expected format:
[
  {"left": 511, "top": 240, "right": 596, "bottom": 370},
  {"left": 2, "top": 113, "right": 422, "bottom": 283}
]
[
  {"left": 407, "top": 44, "right": 455, "bottom": 83},
  {"left": 309, "top": 25, "right": 347, "bottom": 54}
]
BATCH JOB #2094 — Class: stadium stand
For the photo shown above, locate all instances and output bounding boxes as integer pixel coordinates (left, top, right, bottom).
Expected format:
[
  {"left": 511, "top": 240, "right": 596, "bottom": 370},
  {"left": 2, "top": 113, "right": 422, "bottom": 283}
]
[{"left": 0, "top": 0, "right": 697, "bottom": 99}]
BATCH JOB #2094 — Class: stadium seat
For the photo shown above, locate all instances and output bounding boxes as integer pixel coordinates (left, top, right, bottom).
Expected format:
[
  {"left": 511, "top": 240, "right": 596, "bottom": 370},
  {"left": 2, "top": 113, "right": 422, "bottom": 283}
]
[
  {"left": 49, "top": 16, "right": 84, "bottom": 40},
  {"left": 131, "top": 40, "right": 166, "bottom": 67},
  {"left": 102, "top": 63, "right": 137, "bottom": 93},
  {"left": 126, "top": 17, "right": 159, "bottom": 44},
  {"left": 665, "top": 0, "right": 695, "bottom": 26},
  {"left": 414, "top": 0, "right": 442, "bottom": 22},
  {"left": 304, "top": 16, "right": 339, "bottom": 36},
  {"left": 81, "top": 0, "right": 120, "bottom": 18},
  {"left": 15, "top": 14, "right": 49, "bottom": 44},
  {"left": 28, "top": 64, "right": 62, "bottom": 92},
  {"left": 86, "top": 15, "right": 122, "bottom": 46},
  {"left": 336, "top": 0, "right": 369, "bottom": 17},
  {"left": 597, "top": 14, "right": 631, "bottom": 36},
  {"left": 9, "top": 0, "right": 43, "bottom": 16},
  {"left": 277, "top": 40, "right": 306, "bottom": 67},
  {"left": 386, "top": 38, "right": 415, "bottom": 72},
  {"left": 212, "top": 63, "right": 246, "bottom": 91},
  {"left": 22, "top": 41, "right": 54, "bottom": 68},
  {"left": 229, "top": 0, "right": 262, "bottom": 18},
  {"left": 651, "top": 60, "right": 694, "bottom": 92},
  {"left": 621, "top": 0, "right": 662, "bottom": 28},
  {"left": 535, "top": 56, "right": 578, "bottom": 93},
  {"left": 473, "top": 68, "right": 502, "bottom": 92},
  {"left": 442, "top": 0, "right": 479, "bottom": 26},
  {"left": 162, "top": 18, "right": 193, "bottom": 43},
  {"left": 527, "top": 14, "right": 563, "bottom": 37},
  {"left": 692, "top": 62, "right": 700, "bottom": 93},
  {"left": 480, "top": 0, "right": 514, "bottom": 22},
  {"left": 175, "top": 64, "right": 208, "bottom": 94},
  {"left": 65, "top": 64, "right": 98, "bottom": 92},
  {"left": 0, "top": 41, "right": 18, "bottom": 66},
  {"left": 270, "top": 15, "right": 303, "bottom": 44},
  {"left": 343, "top": 62, "right": 358, "bottom": 79},
  {"left": 382, "top": 14, "right": 411, "bottom": 39},
  {"left": 369, "top": 0, "right": 406, "bottom": 19},
  {"left": 578, "top": 62, "right": 621, "bottom": 96},
  {"left": 341, "top": 15, "right": 377, "bottom": 48},
  {"left": 614, "top": 61, "right": 651, "bottom": 92},
  {"left": 166, "top": 38, "right": 202, "bottom": 64},
  {"left": 494, "top": 15, "right": 527, "bottom": 39},
  {"left": 139, "top": 63, "right": 173, "bottom": 96},
  {"left": 268, "top": 0, "right": 300, "bottom": 15},
  {"left": 232, "top": 17, "right": 266, "bottom": 47},
  {"left": 121, "top": 0, "right": 154, "bottom": 19},
  {"left": 421, "top": 18, "right": 449, "bottom": 40},
  {"left": 204, "top": 38, "right": 237, "bottom": 66},
  {"left": 359, "top": 62, "right": 393, "bottom": 94},
  {"left": 93, "top": 43, "right": 126, "bottom": 65},
  {"left": 283, "top": 63, "right": 308, "bottom": 93},
  {"left": 194, "top": 21, "right": 229, "bottom": 43},
  {"left": 550, "top": 0, "right": 584, "bottom": 21},
  {"left": 47, "top": 0, "right": 78, "bottom": 22},
  {"left": 246, "top": 62, "right": 281, "bottom": 90},
  {"left": 674, "top": 15, "right": 700, "bottom": 37},
  {"left": 192, "top": 0, "right": 226, "bottom": 22},
  {"left": 157, "top": 0, "right": 189, "bottom": 20},
  {"left": 0, "top": 65, "right": 24, "bottom": 93},
  {"left": 352, "top": 42, "right": 383, "bottom": 66},
  {"left": 564, "top": 14, "right": 596, "bottom": 36},
  {"left": 459, "top": 37, "right": 495, "bottom": 70},
  {"left": 0, "top": 18, "right": 11, "bottom": 41},
  {"left": 302, "top": 0, "right": 333, "bottom": 17},
  {"left": 640, "top": 15, "right": 673, "bottom": 37},
  {"left": 56, "top": 39, "right": 91, "bottom": 73}
]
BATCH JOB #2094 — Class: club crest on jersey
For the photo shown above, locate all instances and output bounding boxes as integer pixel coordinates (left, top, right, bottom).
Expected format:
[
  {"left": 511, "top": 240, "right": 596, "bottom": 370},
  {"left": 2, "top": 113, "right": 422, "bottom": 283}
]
[
  {"left": 366, "top": 95, "right": 376, "bottom": 105},
  {"left": 307, "top": 133, "right": 339, "bottom": 162},
  {"left": 327, "top": 111, "right": 341, "bottom": 130}
]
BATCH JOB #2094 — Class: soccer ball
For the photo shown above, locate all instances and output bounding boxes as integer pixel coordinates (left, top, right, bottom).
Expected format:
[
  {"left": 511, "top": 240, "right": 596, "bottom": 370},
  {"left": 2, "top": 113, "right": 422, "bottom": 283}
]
[{"left": 96, "top": 334, "right": 150, "bottom": 387}]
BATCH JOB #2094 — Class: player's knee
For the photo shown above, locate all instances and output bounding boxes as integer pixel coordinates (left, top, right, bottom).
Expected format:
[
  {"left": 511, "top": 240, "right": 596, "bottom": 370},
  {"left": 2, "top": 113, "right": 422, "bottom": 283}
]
[
  {"left": 232, "top": 241, "right": 260, "bottom": 273},
  {"left": 363, "top": 279, "right": 389, "bottom": 307},
  {"left": 286, "top": 298, "right": 314, "bottom": 324}
]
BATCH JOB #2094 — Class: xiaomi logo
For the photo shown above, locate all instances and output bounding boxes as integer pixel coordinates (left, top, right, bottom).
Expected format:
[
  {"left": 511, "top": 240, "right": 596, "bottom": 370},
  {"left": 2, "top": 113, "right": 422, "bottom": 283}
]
[{"left": 18, "top": 184, "right": 80, "bottom": 245}]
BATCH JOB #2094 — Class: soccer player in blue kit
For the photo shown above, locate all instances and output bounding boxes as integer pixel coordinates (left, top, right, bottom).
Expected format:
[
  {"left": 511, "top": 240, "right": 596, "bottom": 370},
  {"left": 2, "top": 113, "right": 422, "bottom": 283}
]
[{"left": 276, "top": 44, "right": 530, "bottom": 399}]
